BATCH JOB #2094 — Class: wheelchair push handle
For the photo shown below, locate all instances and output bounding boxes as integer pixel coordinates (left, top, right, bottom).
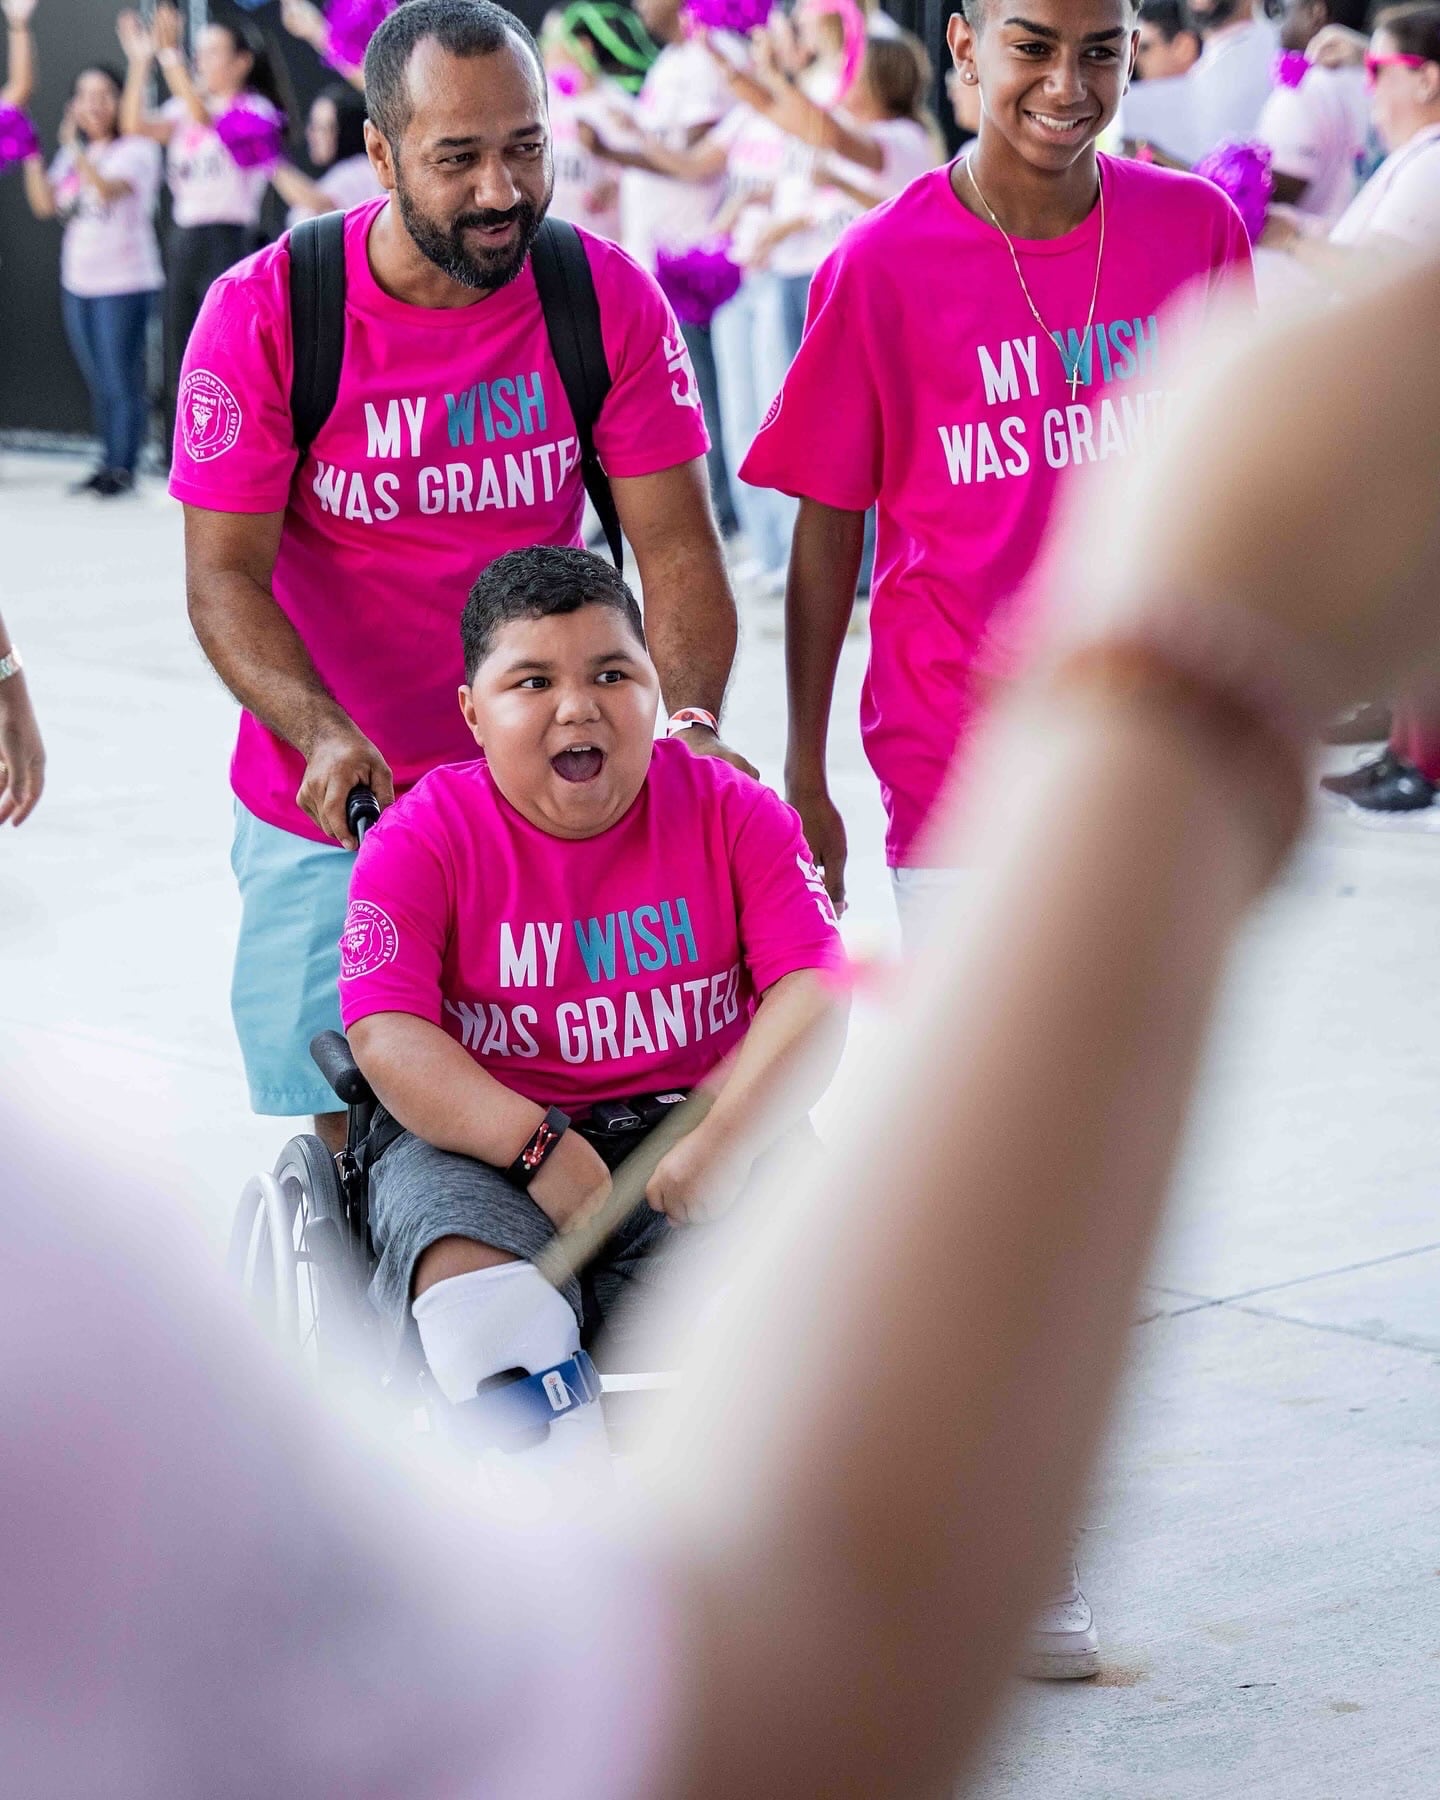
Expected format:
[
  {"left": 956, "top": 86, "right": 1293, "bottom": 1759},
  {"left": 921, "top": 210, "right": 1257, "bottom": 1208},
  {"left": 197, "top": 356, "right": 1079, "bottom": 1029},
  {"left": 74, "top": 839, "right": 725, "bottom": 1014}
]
[
  {"left": 346, "top": 783, "right": 382, "bottom": 844},
  {"left": 310, "top": 1029, "right": 377, "bottom": 1108}
]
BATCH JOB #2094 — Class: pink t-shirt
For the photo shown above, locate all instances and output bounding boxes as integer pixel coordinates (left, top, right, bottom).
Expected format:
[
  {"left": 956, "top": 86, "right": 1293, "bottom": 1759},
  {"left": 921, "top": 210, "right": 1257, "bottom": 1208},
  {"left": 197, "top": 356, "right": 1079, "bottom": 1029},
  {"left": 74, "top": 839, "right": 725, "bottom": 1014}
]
[
  {"left": 742, "top": 156, "right": 1254, "bottom": 867},
  {"left": 169, "top": 199, "right": 709, "bottom": 840},
  {"left": 163, "top": 93, "right": 281, "bottom": 229},
  {"left": 50, "top": 137, "right": 164, "bottom": 297},
  {"left": 338, "top": 740, "right": 844, "bottom": 1113}
]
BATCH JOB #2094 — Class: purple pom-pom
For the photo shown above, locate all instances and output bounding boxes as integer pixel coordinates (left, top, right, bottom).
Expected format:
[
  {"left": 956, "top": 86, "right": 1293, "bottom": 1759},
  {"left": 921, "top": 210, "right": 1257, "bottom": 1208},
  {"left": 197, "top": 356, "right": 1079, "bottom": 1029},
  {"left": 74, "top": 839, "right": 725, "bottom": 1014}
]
[
  {"left": 0, "top": 104, "right": 41, "bottom": 174},
  {"left": 550, "top": 67, "right": 584, "bottom": 99},
  {"left": 215, "top": 105, "right": 286, "bottom": 170},
  {"left": 683, "top": 0, "right": 774, "bottom": 35},
  {"left": 1273, "top": 49, "right": 1310, "bottom": 90},
  {"left": 655, "top": 239, "right": 744, "bottom": 327},
  {"left": 326, "top": 0, "right": 397, "bottom": 72},
  {"left": 1193, "top": 139, "right": 1274, "bottom": 245}
]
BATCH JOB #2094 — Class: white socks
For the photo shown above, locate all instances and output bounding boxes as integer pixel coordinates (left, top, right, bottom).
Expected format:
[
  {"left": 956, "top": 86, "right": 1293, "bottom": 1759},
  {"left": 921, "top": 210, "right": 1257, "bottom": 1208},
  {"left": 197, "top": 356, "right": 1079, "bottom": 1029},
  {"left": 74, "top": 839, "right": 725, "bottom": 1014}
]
[{"left": 413, "top": 1262, "right": 611, "bottom": 1511}]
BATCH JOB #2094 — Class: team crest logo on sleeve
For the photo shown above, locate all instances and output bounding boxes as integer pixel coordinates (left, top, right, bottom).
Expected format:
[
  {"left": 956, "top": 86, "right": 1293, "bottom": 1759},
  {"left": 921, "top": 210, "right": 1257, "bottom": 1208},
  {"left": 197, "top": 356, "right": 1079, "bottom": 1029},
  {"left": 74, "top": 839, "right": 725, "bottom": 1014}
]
[
  {"left": 663, "top": 330, "right": 701, "bottom": 411},
  {"left": 340, "top": 900, "right": 399, "bottom": 980},
  {"left": 179, "top": 370, "right": 242, "bottom": 462}
]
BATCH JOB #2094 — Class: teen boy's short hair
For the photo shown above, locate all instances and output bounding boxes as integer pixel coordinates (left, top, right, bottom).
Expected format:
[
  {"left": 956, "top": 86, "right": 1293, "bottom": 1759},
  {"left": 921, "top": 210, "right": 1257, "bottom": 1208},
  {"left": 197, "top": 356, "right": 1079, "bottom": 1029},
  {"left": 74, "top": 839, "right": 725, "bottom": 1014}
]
[{"left": 462, "top": 546, "right": 648, "bottom": 680}]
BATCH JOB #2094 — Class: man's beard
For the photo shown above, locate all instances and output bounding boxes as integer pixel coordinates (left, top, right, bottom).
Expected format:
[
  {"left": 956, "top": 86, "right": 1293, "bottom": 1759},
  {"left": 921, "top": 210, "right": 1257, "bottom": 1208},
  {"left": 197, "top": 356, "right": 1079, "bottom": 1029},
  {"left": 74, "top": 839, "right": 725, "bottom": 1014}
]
[{"left": 395, "top": 175, "right": 547, "bottom": 292}]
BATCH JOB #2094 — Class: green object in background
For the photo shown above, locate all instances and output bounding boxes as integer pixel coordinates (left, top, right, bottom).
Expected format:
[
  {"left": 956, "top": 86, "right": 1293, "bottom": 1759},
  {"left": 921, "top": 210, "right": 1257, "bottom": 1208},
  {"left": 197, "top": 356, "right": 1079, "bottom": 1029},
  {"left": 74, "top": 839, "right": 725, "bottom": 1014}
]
[{"left": 558, "top": 1, "right": 659, "bottom": 93}]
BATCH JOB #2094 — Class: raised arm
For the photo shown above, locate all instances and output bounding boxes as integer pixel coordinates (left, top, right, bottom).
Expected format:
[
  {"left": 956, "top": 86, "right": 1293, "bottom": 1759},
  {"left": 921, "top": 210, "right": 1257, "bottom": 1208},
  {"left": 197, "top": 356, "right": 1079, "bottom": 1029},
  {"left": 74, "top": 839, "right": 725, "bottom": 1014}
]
[
  {"left": 667, "top": 257, "right": 1440, "bottom": 1800},
  {"left": 582, "top": 118, "right": 729, "bottom": 183},
  {"left": 268, "top": 159, "right": 341, "bottom": 217},
  {"left": 182, "top": 507, "right": 395, "bottom": 846},
  {"left": 151, "top": 2, "right": 210, "bottom": 128},
  {"left": 612, "top": 459, "right": 752, "bottom": 776},
  {"left": 117, "top": 9, "right": 172, "bottom": 142},
  {"left": 1, "top": 0, "right": 36, "bottom": 111}
]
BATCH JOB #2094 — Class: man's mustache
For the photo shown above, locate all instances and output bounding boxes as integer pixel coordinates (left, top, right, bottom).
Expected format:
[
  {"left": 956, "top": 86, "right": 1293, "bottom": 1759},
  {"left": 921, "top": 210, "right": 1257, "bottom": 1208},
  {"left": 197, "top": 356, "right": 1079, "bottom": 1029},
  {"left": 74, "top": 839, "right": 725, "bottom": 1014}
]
[{"left": 452, "top": 204, "right": 535, "bottom": 232}]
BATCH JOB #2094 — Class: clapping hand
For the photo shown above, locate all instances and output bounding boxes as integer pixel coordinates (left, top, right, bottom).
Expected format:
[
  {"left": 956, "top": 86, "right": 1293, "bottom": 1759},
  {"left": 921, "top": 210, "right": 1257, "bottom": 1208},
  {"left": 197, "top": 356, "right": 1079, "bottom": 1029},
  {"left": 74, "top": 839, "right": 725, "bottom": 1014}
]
[
  {"left": 2, "top": 0, "right": 39, "bottom": 29},
  {"left": 152, "top": 2, "right": 183, "bottom": 54},
  {"left": 116, "top": 9, "right": 153, "bottom": 62}
]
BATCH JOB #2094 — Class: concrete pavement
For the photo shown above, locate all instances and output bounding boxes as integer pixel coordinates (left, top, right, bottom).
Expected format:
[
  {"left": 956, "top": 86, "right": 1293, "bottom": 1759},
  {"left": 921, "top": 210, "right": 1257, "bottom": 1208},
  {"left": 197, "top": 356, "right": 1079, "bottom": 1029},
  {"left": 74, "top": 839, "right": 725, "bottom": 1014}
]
[{"left": 2, "top": 449, "right": 1437, "bottom": 1796}]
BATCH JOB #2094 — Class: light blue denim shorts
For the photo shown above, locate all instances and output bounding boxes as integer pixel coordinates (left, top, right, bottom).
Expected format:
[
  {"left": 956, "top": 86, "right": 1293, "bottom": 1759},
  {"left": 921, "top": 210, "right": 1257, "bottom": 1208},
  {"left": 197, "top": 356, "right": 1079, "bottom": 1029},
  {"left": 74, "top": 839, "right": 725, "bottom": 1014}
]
[{"left": 230, "top": 800, "right": 355, "bottom": 1116}]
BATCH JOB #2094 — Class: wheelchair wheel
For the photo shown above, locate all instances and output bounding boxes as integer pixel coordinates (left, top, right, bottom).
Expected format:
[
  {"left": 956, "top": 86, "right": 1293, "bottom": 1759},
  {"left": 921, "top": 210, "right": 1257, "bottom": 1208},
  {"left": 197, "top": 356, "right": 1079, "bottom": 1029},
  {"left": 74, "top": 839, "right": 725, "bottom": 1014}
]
[{"left": 229, "top": 1135, "right": 376, "bottom": 1381}]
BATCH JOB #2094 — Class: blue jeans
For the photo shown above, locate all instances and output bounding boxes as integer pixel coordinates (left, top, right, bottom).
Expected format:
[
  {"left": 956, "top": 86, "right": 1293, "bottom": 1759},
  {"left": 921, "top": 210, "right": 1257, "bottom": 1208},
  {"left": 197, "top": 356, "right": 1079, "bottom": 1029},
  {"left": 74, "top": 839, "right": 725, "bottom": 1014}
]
[
  {"left": 712, "top": 272, "right": 797, "bottom": 575},
  {"left": 680, "top": 319, "right": 740, "bottom": 537},
  {"left": 60, "top": 288, "right": 154, "bottom": 475}
]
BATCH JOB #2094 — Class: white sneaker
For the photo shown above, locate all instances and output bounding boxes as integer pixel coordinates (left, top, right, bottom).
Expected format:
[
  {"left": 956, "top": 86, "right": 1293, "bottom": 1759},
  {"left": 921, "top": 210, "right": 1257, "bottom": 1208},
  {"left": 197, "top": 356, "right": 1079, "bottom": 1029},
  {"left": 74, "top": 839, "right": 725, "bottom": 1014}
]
[{"left": 1021, "top": 1556, "right": 1100, "bottom": 1681}]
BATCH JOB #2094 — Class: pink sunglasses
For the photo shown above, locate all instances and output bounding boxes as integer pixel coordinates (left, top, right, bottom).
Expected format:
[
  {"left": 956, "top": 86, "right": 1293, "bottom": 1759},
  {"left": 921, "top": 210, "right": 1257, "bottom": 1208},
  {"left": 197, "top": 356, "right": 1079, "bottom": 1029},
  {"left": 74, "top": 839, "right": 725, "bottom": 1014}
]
[{"left": 1364, "top": 51, "right": 1432, "bottom": 90}]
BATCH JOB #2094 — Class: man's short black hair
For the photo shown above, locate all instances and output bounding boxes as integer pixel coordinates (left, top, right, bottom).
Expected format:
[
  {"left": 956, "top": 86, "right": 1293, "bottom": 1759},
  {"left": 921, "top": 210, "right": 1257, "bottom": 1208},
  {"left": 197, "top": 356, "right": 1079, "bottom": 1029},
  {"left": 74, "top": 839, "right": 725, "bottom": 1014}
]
[
  {"left": 462, "top": 546, "right": 647, "bottom": 680},
  {"left": 1138, "top": 0, "right": 1199, "bottom": 37},
  {"left": 365, "top": 0, "right": 544, "bottom": 144},
  {"left": 963, "top": 0, "right": 1138, "bottom": 21}
]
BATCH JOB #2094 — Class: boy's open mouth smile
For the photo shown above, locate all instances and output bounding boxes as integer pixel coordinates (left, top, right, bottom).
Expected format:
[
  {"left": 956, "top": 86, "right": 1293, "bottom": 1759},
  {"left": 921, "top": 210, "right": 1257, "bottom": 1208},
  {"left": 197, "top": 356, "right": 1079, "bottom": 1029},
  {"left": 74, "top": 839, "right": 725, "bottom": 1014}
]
[{"left": 550, "top": 746, "right": 605, "bottom": 783}]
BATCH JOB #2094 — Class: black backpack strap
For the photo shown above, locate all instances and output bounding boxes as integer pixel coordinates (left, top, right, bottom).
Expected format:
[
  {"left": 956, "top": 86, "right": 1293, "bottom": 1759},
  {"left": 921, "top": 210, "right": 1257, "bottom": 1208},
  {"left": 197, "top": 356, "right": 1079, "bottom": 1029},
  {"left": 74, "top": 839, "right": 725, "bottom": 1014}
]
[
  {"left": 288, "top": 209, "right": 348, "bottom": 466},
  {"left": 530, "top": 216, "right": 623, "bottom": 568}
]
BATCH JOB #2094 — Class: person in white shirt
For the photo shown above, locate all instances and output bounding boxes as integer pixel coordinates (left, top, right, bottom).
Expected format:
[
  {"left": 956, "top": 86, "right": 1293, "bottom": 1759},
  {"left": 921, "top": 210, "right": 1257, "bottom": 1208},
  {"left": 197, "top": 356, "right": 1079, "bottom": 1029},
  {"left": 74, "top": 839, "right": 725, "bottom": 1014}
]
[
  {"left": 1256, "top": 0, "right": 1371, "bottom": 225},
  {"left": 1135, "top": 0, "right": 1202, "bottom": 76},
  {"left": 611, "top": 0, "right": 738, "bottom": 534},
  {"left": 1117, "top": 1, "right": 1205, "bottom": 163},
  {"left": 270, "top": 83, "right": 384, "bottom": 224},
  {"left": 1186, "top": 0, "right": 1281, "bottom": 151}
]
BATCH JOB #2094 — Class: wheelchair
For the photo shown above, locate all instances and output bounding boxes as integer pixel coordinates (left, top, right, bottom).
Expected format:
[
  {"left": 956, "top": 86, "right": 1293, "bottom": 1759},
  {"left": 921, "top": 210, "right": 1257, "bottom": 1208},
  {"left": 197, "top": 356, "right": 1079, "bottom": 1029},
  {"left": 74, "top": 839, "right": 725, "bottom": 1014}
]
[{"left": 227, "top": 787, "right": 674, "bottom": 1442}]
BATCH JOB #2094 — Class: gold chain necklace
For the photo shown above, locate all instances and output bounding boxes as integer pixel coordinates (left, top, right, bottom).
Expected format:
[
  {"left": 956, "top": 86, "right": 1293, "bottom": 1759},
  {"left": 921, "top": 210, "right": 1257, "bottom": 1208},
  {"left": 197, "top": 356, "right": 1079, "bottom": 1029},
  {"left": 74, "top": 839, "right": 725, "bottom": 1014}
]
[{"left": 965, "top": 157, "right": 1106, "bottom": 403}]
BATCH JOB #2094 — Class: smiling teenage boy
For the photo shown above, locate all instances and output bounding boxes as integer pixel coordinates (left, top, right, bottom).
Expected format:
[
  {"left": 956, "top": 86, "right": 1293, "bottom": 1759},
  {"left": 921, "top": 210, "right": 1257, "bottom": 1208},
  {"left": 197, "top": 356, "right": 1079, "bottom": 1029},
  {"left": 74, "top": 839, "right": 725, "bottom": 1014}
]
[
  {"left": 744, "top": 0, "right": 1252, "bottom": 924},
  {"left": 742, "top": 0, "right": 1253, "bottom": 1676},
  {"left": 340, "top": 546, "right": 845, "bottom": 1490}
]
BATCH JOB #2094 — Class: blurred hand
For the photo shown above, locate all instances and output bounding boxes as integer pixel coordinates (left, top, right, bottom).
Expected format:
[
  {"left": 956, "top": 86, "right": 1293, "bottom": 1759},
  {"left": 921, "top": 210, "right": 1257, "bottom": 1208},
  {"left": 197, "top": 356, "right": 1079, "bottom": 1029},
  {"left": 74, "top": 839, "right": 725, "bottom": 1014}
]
[
  {"left": 786, "top": 778, "right": 847, "bottom": 913},
  {"left": 0, "top": 673, "right": 45, "bottom": 827},
  {"left": 1307, "top": 23, "right": 1367, "bottom": 67},
  {"left": 646, "top": 1120, "right": 734, "bottom": 1224},
  {"left": 2, "top": 0, "right": 38, "bottom": 28},
  {"left": 116, "top": 9, "right": 153, "bottom": 62},
  {"left": 1084, "top": 260, "right": 1440, "bottom": 707},
  {"left": 57, "top": 100, "right": 78, "bottom": 149},
  {"left": 152, "top": 2, "right": 182, "bottom": 54},
  {"left": 279, "top": 0, "right": 327, "bottom": 49},
  {"left": 296, "top": 720, "right": 394, "bottom": 848},
  {"left": 529, "top": 1130, "right": 612, "bottom": 1232}
]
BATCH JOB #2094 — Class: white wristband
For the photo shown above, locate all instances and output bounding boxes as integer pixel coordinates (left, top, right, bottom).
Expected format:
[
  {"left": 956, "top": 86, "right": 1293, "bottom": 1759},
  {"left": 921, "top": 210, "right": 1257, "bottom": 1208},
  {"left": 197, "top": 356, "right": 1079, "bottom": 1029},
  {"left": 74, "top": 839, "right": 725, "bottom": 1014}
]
[{"left": 666, "top": 707, "right": 719, "bottom": 738}]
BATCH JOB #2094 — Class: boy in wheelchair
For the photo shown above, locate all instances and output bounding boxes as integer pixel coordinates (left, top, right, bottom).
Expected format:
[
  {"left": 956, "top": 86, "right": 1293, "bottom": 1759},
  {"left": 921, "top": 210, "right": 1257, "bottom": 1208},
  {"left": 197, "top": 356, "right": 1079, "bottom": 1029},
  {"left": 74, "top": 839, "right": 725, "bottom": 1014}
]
[{"left": 339, "top": 545, "right": 846, "bottom": 1489}]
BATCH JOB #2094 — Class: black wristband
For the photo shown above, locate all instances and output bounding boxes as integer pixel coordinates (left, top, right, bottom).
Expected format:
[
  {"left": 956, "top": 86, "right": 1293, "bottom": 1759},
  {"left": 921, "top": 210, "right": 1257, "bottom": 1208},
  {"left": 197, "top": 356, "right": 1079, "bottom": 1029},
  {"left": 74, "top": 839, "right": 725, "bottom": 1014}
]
[{"left": 505, "top": 1107, "right": 570, "bottom": 1190}]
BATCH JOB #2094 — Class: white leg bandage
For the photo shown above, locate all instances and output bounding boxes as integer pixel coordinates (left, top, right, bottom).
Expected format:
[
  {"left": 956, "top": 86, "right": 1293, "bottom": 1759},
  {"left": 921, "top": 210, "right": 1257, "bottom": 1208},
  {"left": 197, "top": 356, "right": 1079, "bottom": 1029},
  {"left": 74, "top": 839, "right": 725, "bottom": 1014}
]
[{"left": 412, "top": 1261, "right": 611, "bottom": 1509}]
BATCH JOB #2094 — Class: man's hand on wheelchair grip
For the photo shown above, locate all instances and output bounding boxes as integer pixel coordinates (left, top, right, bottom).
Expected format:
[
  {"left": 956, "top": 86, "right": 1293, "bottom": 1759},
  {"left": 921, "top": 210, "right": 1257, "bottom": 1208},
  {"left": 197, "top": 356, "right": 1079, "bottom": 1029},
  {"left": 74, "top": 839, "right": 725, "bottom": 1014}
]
[{"left": 296, "top": 719, "right": 395, "bottom": 848}]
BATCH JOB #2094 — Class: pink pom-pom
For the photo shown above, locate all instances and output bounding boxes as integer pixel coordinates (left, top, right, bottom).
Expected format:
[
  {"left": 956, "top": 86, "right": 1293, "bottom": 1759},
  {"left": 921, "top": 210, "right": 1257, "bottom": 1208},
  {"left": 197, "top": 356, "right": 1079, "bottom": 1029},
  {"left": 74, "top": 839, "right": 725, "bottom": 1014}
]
[
  {"left": 215, "top": 105, "right": 286, "bottom": 170},
  {"left": 655, "top": 239, "right": 744, "bottom": 327},
  {"left": 1273, "top": 49, "right": 1310, "bottom": 90},
  {"left": 326, "top": 0, "right": 397, "bottom": 72},
  {"left": 1193, "top": 138, "right": 1274, "bottom": 244},
  {"left": 550, "top": 66, "right": 584, "bottom": 99},
  {"left": 0, "top": 104, "right": 41, "bottom": 174},
  {"left": 683, "top": 0, "right": 773, "bottom": 35}
]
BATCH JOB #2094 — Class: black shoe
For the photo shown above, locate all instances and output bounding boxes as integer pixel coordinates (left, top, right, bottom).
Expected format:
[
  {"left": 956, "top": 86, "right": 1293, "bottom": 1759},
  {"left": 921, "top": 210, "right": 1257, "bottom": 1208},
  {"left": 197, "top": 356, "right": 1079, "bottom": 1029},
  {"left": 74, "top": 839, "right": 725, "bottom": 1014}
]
[
  {"left": 1346, "top": 757, "right": 1436, "bottom": 814},
  {"left": 92, "top": 469, "right": 135, "bottom": 498},
  {"left": 70, "top": 466, "right": 106, "bottom": 495},
  {"left": 1320, "top": 748, "right": 1399, "bottom": 799}
]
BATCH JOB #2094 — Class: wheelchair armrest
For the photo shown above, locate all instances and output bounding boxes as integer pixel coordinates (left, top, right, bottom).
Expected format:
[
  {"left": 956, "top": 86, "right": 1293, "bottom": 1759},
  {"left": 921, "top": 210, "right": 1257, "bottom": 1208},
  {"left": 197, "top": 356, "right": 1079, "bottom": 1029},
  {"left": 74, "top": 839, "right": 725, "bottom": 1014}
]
[{"left": 310, "top": 1030, "right": 377, "bottom": 1108}]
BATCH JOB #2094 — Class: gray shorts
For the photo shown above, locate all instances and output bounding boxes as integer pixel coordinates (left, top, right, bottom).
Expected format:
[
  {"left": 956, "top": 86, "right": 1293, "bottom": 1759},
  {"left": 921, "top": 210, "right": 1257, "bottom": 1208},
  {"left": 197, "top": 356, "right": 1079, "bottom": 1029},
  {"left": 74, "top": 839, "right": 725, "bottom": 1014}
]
[{"left": 368, "top": 1127, "right": 674, "bottom": 1354}]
